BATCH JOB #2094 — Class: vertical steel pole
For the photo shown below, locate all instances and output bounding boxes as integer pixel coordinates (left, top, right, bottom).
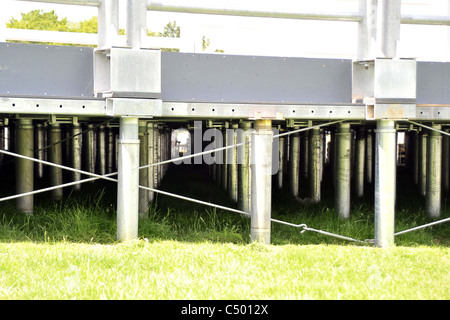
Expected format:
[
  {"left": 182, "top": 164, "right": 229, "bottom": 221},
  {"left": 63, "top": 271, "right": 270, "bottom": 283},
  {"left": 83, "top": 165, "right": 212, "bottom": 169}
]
[
  {"left": 125, "top": 0, "right": 147, "bottom": 48},
  {"left": 139, "top": 121, "right": 149, "bottom": 219},
  {"left": 355, "top": 127, "right": 366, "bottom": 198},
  {"left": 419, "top": 131, "right": 427, "bottom": 196},
  {"left": 48, "top": 123, "right": 63, "bottom": 201},
  {"left": 147, "top": 122, "right": 155, "bottom": 203},
  {"left": 300, "top": 131, "right": 309, "bottom": 181},
  {"left": 366, "top": 128, "right": 373, "bottom": 185},
  {"left": 442, "top": 129, "right": 449, "bottom": 193},
  {"left": 374, "top": 120, "right": 396, "bottom": 248},
  {"left": 251, "top": 120, "right": 273, "bottom": 244},
  {"left": 72, "top": 121, "right": 82, "bottom": 191},
  {"left": 117, "top": 117, "right": 140, "bottom": 241},
  {"left": 106, "top": 126, "right": 115, "bottom": 174},
  {"left": 228, "top": 123, "right": 239, "bottom": 202},
  {"left": 15, "top": 119, "right": 34, "bottom": 214},
  {"left": 36, "top": 123, "right": 45, "bottom": 179},
  {"left": 97, "top": 125, "right": 106, "bottom": 175},
  {"left": 85, "top": 124, "right": 96, "bottom": 177},
  {"left": 357, "top": 0, "right": 378, "bottom": 60},
  {"left": 309, "top": 127, "right": 321, "bottom": 203},
  {"left": 98, "top": 0, "right": 119, "bottom": 48},
  {"left": 377, "top": 0, "right": 401, "bottom": 58},
  {"left": 277, "top": 132, "right": 285, "bottom": 190},
  {"left": 411, "top": 130, "right": 419, "bottom": 186},
  {"left": 335, "top": 123, "right": 352, "bottom": 219},
  {"left": 289, "top": 127, "right": 300, "bottom": 197},
  {"left": 426, "top": 125, "right": 442, "bottom": 219},
  {"left": 238, "top": 121, "right": 252, "bottom": 212}
]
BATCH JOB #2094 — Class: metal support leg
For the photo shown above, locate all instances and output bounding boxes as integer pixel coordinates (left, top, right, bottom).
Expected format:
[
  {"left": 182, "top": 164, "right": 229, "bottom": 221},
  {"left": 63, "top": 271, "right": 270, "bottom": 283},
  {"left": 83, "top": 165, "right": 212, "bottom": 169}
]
[
  {"left": 426, "top": 125, "right": 442, "bottom": 219},
  {"left": 411, "top": 130, "right": 419, "bottom": 186},
  {"left": 106, "top": 126, "right": 115, "bottom": 174},
  {"left": 228, "top": 123, "right": 238, "bottom": 202},
  {"left": 277, "top": 133, "right": 285, "bottom": 190},
  {"left": 139, "top": 121, "right": 149, "bottom": 219},
  {"left": 309, "top": 127, "right": 321, "bottom": 203},
  {"left": 147, "top": 122, "right": 155, "bottom": 203},
  {"left": 375, "top": 120, "right": 396, "bottom": 248},
  {"left": 355, "top": 127, "right": 366, "bottom": 198},
  {"left": 238, "top": 121, "right": 252, "bottom": 212},
  {"left": 72, "top": 121, "right": 82, "bottom": 191},
  {"left": 97, "top": 125, "right": 106, "bottom": 175},
  {"left": 335, "top": 123, "right": 351, "bottom": 219},
  {"left": 442, "top": 129, "right": 449, "bottom": 193},
  {"left": 36, "top": 123, "right": 45, "bottom": 179},
  {"left": 49, "top": 123, "right": 63, "bottom": 201},
  {"left": 222, "top": 122, "right": 229, "bottom": 191},
  {"left": 419, "top": 131, "right": 427, "bottom": 196},
  {"left": 366, "top": 129, "right": 373, "bottom": 185},
  {"left": 289, "top": 127, "right": 300, "bottom": 197},
  {"left": 15, "top": 119, "right": 34, "bottom": 214},
  {"left": 300, "top": 131, "right": 309, "bottom": 181},
  {"left": 117, "top": 117, "right": 140, "bottom": 241},
  {"left": 251, "top": 120, "right": 273, "bottom": 244}
]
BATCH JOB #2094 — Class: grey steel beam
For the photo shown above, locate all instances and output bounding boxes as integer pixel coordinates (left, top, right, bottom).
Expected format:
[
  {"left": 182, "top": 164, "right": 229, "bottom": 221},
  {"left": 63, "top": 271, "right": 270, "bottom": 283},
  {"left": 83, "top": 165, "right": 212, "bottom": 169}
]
[{"left": 374, "top": 120, "right": 396, "bottom": 248}]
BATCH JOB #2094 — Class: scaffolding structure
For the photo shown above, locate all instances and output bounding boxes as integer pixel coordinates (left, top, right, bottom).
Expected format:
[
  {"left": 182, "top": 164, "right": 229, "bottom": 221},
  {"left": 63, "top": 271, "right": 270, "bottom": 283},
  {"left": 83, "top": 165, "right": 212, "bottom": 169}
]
[{"left": 1, "top": 0, "right": 450, "bottom": 247}]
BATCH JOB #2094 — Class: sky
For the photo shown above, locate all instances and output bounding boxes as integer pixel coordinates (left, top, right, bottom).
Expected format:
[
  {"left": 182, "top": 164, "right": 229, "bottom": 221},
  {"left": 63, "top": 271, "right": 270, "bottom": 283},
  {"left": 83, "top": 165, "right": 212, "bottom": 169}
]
[{"left": 3, "top": 0, "right": 450, "bottom": 60}]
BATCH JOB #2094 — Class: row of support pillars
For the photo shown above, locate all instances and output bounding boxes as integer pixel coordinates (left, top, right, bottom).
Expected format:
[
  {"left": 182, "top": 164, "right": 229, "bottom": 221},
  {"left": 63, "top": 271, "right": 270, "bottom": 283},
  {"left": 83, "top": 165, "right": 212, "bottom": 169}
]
[{"left": 5, "top": 116, "right": 448, "bottom": 246}]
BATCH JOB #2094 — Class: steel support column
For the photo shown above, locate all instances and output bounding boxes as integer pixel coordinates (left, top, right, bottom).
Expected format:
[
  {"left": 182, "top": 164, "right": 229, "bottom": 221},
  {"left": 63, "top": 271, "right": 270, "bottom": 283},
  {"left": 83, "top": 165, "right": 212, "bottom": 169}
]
[
  {"left": 117, "top": 117, "right": 140, "bottom": 241},
  {"left": 366, "top": 128, "right": 373, "bottom": 185},
  {"left": 139, "top": 120, "right": 149, "bottom": 219},
  {"left": 442, "top": 129, "right": 449, "bottom": 193},
  {"left": 419, "top": 131, "right": 427, "bottom": 196},
  {"left": 289, "top": 126, "right": 300, "bottom": 197},
  {"left": 72, "top": 121, "right": 82, "bottom": 191},
  {"left": 228, "top": 123, "right": 238, "bottom": 203},
  {"left": 48, "top": 123, "right": 63, "bottom": 201},
  {"left": 335, "top": 123, "right": 351, "bottom": 218},
  {"left": 251, "top": 120, "right": 273, "bottom": 244},
  {"left": 238, "top": 121, "right": 252, "bottom": 212},
  {"left": 15, "top": 119, "right": 34, "bottom": 214},
  {"left": 355, "top": 127, "right": 366, "bottom": 197},
  {"left": 374, "top": 120, "right": 396, "bottom": 248},
  {"left": 309, "top": 127, "right": 321, "bottom": 203},
  {"left": 277, "top": 132, "right": 286, "bottom": 190},
  {"left": 426, "top": 124, "right": 442, "bottom": 219},
  {"left": 147, "top": 122, "right": 155, "bottom": 203}
]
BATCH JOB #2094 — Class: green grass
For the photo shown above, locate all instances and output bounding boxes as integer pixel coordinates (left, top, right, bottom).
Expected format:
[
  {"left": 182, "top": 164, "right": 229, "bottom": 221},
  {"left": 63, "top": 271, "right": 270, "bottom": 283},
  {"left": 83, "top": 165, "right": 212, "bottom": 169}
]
[{"left": 0, "top": 164, "right": 449, "bottom": 300}]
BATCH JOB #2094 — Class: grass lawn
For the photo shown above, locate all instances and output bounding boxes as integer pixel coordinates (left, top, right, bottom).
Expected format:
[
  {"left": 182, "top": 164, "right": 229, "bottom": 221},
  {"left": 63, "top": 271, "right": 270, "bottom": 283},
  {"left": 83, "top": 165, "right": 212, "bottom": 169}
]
[{"left": 0, "top": 164, "right": 449, "bottom": 300}]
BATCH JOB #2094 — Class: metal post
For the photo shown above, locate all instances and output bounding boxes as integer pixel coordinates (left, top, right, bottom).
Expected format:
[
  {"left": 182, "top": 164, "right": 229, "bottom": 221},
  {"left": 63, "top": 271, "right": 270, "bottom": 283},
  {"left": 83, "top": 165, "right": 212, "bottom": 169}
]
[
  {"left": 72, "top": 121, "right": 82, "bottom": 191},
  {"left": 357, "top": 0, "right": 378, "bottom": 60},
  {"left": 106, "top": 125, "right": 115, "bottom": 174},
  {"left": 277, "top": 132, "right": 285, "bottom": 190},
  {"left": 366, "top": 128, "right": 373, "bottom": 184},
  {"left": 117, "top": 117, "right": 140, "bottom": 241},
  {"left": 289, "top": 127, "right": 300, "bottom": 197},
  {"left": 419, "top": 131, "right": 427, "bottom": 196},
  {"left": 411, "top": 130, "right": 419, "bottom": 186},
  {"left": 355, "top": 127, "right": 366, "bottom": 197},
  {"left": 374, "top": 120, "right": 396, "bottom": 248},
  {"left": 251, "top": 120, "right": 273, "bottom": 244},
  {"left": 15, "top": 118, "right": 34, "bottom": 214},
  {"left": 97, "top": 125, "right": 106, "bottom": 175},
  {"left": 377, "top": 0, "right": 401, "bottom": 58},
  {"left": 36, "top": 123, "right": 45, "bottom": 179},
  {"left": 48, "top": 123, "right": 63, "bottom": 201},
  {"left": 85, "top": 124, "right": 96, "bottom": 178},
  {"left": 147, "top": 122, "right": 155, "bottom": 203},
  {"left": 222, "top": 122, "right": 229, "bottom": 191},
  {"left": 426, "top": 124, "right": 442, "bottom": 219},
  {"left": 228, "top": 123, "right": 238, "bottom": 202},
  {"left": 126, "top": 0, "right": 147, "bottom": 48},
  {"left": 335, "top": 123, "right": 352, "bottom": 219},
  {"left": 442, "top": 129, "right": 449, "bottom": 193},
  {"left": 238, "top": 121, "right": 252, "bottom": 212},
  {"left": 309, "top": 127, "right": 321, "bottom": 203},
  {"left": 300, "top": 131, "right": 309, "bottom": 181},
  {"left": 98, "top": 0, "right": 119, "bottom": 48},
  {"left": 139, "top": 121, "right": 149, "bottom": 219}
]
